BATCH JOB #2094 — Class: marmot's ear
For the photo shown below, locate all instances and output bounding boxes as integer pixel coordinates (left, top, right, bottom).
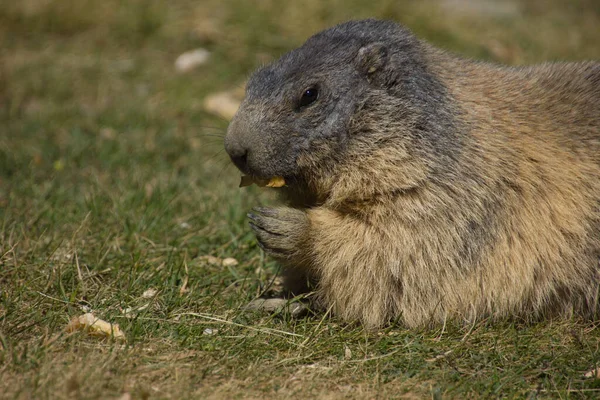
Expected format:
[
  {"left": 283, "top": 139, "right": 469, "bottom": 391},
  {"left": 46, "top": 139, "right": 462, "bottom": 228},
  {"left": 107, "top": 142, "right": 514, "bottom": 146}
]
[{"left": 356, "top": 43, "right": 388, "bottom": 75}]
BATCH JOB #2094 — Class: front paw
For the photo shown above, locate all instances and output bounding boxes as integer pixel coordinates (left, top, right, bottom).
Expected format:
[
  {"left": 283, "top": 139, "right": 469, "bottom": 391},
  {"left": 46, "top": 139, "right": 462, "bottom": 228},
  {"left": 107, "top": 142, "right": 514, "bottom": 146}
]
[{"left": 247, "top": 207, "right": 309, "bottom": 259}]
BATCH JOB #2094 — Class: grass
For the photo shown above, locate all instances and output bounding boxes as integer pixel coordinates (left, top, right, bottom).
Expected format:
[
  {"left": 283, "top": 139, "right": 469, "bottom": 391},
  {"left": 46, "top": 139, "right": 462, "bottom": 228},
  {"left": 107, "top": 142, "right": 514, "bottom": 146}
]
[{"left": 1, "top": 0, "right": 599, "bottom": 398}]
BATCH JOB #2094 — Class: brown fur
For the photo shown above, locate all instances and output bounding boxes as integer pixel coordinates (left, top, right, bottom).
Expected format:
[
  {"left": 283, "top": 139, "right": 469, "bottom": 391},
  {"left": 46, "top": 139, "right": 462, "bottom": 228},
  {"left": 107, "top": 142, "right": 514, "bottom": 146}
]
[
  {"left": 227, "top": 21, "right": 600, "bottom": 329},
  {"left": 283, "top": 55, "right": 599, "bottom": 328}
]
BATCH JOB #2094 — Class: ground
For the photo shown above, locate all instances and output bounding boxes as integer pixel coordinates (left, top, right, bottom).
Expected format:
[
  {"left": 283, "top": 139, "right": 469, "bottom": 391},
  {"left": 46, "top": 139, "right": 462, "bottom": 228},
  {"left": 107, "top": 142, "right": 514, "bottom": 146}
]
[{"left": 1, "top": 0, "right": 599, "bottom": 398}]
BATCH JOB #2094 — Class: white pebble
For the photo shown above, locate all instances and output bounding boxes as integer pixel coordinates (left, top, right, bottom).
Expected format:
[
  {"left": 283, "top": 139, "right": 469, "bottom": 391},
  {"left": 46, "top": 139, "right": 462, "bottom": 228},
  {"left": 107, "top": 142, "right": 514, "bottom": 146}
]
[
  {"left": 142, "top": 288, "right": 158, "bottom": 299},
  {"left": 222, "top": 257, "right": 239, "bottom": 267},
  {"left": 203, "top": 91, "right": 241, "bottom": 120},
  {"left": 175, "top": 48, "right": 210, "bottom": 73}
]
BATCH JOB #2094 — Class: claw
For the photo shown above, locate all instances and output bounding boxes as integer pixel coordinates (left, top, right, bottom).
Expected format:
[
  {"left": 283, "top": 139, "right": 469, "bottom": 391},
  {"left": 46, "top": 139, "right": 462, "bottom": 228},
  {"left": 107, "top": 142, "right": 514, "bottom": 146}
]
[
  {"left": 255, "top": 238, "right": 267, "bottom": 251},
  {"left": 253, "top": 207, "right": 277, "bottom": 217},
  {"left": 249, "top": 221, "right": 276, "bottom": 235},
  {"left": 255, "top": 237, "right": 289, "bottom": 259},
  {"left": 248, "top": 221, "right": 262, "bottom": 233}
]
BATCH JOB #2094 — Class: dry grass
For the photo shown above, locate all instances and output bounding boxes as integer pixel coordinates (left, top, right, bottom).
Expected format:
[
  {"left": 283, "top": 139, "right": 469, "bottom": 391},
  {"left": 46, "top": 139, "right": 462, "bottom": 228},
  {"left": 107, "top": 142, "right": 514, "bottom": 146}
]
[{"left": 1, "top": 0, "right": 599, "bottom": 398}]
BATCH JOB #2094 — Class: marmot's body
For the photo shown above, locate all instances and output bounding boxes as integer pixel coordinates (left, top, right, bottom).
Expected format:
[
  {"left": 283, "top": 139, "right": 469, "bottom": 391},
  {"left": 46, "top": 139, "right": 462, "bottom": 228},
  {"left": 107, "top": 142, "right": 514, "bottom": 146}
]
[{"left": 225, "top": 20, "right": 600, "bottom": 328}]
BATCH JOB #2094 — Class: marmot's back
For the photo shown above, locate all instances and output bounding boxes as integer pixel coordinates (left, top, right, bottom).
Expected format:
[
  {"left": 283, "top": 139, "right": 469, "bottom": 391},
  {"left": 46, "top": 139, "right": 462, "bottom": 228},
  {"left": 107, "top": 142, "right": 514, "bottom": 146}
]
[
  {"left": 427, "top": 54, "right": 600, "bottom": 324},
  {"left": 436, "top": 56, "right": 600, "bottom": 143}
]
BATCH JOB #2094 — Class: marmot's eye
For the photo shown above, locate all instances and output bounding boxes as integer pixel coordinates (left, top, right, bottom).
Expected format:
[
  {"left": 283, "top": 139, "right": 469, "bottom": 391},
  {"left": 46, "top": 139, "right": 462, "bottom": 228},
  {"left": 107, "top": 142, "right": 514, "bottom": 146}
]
[{"left": 299, "top": 87, "right": 319, "bottom": 108}]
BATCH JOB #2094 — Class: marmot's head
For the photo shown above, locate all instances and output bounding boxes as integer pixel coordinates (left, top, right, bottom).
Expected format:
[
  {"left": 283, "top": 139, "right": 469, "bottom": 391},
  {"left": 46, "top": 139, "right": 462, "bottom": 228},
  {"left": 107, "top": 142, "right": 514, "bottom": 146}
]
[{"left": 225, "top": 19, "right": 457, "bottom": 201}]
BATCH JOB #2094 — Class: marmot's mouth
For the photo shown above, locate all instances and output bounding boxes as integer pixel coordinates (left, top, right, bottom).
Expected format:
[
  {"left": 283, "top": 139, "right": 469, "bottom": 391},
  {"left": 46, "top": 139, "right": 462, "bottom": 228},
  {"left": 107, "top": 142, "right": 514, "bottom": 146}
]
[{"left": 238, "top": 175, "right": 286, "bottom": 188}]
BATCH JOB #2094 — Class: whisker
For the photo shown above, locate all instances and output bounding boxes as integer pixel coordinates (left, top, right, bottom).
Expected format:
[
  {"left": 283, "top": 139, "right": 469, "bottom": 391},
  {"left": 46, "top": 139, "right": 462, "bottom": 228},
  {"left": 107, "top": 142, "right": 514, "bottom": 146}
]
[
  {"left": 200, "top": 143, "right": 226, "bottom": 151},
  {"left": 190, "top": 131, "right": 225, "bottom": 140},
  {"left": 197, "top": 138, "right": 225, "bottom": 144},
  {"left": 196, "top": 125, "right": 227, "bottom": 133},
  {"left": 208, "top": 112, "right": 233, "bottom": 125},
  {"left": 203, "top": 148, "right": 227, "bottom": 165},
  {"left": 216, "top": 157, "right": 234, "bottom": 181}
]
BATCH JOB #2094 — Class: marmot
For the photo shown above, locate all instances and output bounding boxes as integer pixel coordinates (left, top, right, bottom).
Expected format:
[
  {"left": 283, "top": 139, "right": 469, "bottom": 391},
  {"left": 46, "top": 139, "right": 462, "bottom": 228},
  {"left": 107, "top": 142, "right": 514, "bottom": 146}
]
[{"left": 224, "top": 19, "right": 600, "bottom": 329}]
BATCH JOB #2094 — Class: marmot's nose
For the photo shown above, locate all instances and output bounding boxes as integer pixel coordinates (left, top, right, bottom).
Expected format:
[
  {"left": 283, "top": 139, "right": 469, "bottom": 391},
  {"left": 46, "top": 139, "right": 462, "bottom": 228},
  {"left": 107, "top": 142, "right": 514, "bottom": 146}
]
[
  {"left": 229, "top": 148, "right": 249, "bottom": 172},
  {"left": 224, "top": 134, "right": 250, "bottom": 173}
]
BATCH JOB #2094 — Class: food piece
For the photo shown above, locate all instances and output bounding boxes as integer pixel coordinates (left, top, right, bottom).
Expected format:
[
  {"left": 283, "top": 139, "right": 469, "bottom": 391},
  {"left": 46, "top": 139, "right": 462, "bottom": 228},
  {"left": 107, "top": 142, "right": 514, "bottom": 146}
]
[
  {"left": 66, "top": 313, "right": 126, "bottom": 341},
  {"left": 265, "top": 176, "right": 286, "bottom": 187},
  {"left": 239, "top": 176, "right": 286, "bottom": 188}
]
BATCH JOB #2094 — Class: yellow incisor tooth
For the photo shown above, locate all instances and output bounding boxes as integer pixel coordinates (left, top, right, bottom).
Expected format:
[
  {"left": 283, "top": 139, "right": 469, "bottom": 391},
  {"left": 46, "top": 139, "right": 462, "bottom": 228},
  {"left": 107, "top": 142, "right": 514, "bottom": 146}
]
[{"left": 239, "top": 176, "right": 286, "bottom": 188}]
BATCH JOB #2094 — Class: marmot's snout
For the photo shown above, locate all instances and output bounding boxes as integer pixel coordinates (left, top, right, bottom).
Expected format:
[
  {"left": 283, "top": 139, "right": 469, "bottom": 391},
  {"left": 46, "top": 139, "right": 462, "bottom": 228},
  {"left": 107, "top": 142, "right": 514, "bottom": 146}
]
[
  {"left": 225, "top": 109, "right": 294, "bottom": 179},
  {"left": 224, "top": 120, "right": 250, "bottom": 174},
  {"left": 225, "top": 114, "right": 262, "bottom": 176},
  {"left": 225, "top": 110, "right": 287, "bottom": 178}
]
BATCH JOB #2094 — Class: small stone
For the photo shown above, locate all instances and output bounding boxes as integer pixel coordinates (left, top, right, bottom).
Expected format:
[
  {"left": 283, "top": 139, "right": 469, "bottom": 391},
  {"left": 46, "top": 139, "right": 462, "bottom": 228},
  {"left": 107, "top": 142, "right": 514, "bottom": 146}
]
[
  {"left": 175, "top": 48, "right": 210, "bottom": 73},
  {"left": 142, "top": 288, "right": 158, "bottom": 299},
  {"left": 584, "top": 368, "right": 600, "bottom": 379},
  {"left": 199, "top": 255, "right": 222, "bottom": 266},
  {"left": 244, "top": 298, "right": 309, "bottom": 317},
  {"left": 203, "top": 91, "right": 242, "bottom": 120},
  {"left": 222, "top": 257, "right": 239, "bottom": 267},
  {"left": 344, "top": 345, "right": 352, "bottom": 360}
]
